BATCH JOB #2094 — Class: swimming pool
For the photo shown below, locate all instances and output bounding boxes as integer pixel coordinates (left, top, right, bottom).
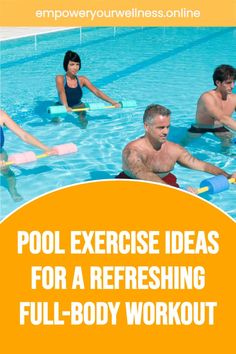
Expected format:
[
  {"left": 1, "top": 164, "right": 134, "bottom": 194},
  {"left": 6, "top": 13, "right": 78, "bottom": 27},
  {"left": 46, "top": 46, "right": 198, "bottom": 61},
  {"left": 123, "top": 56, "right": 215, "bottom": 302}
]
[{"left": 1, "top": 27, "right": 236, "bottom": 220}]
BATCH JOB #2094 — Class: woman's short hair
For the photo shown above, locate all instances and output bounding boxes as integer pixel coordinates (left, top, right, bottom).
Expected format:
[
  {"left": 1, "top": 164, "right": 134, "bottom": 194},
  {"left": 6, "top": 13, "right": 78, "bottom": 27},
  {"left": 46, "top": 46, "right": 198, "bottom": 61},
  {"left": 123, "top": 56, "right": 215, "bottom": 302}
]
[{"left": 63, "top": 50, "right": 81, "bottom": 71}]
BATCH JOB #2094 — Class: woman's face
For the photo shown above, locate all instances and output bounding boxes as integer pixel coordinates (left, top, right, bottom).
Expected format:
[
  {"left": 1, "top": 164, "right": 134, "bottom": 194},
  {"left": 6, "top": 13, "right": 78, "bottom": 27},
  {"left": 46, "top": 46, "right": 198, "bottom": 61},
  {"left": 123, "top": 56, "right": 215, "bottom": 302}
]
[{"left": 67, "top": 60, "right": 80, "bottom": 75}]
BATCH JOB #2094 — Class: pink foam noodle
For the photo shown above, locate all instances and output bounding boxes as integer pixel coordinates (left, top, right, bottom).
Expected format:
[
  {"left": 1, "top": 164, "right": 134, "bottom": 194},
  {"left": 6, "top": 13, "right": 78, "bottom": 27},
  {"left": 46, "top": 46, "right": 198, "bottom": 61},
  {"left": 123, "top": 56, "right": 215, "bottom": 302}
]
[
  {"left": 53, "top": 143, "right": 78, "bottom": 155},
  {"left": 8, "top": 151, "right": 37, "bottom": 164},
  {"left": 6, "top": 143, "right": 77, "bottom": 166}
]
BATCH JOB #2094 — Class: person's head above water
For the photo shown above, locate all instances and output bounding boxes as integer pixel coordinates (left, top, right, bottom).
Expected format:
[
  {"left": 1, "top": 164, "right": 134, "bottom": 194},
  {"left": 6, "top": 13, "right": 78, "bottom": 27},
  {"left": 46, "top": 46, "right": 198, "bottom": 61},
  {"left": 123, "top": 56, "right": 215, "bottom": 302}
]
[
  {"left": 213, "top": 64, "right": 236, "bottom": 86},
  {"left": 63, "top": 50, "right": 81, "bottom": 71},
  {"left": 143, "top": 104, "right": 171, "bottom": 125},
  {"left": 143, "top": 104, "right": 171, "bottom": 144}
]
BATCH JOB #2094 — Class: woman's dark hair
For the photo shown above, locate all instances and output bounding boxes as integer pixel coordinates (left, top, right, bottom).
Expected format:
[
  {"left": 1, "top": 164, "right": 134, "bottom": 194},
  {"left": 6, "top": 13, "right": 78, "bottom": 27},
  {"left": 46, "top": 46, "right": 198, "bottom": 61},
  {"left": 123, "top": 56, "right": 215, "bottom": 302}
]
[
  {"left": 63, "top": 50, "right": 81, "bottom": 71},
  {"left": 213, "top": 64, "right": 236, "bottom": 85}
]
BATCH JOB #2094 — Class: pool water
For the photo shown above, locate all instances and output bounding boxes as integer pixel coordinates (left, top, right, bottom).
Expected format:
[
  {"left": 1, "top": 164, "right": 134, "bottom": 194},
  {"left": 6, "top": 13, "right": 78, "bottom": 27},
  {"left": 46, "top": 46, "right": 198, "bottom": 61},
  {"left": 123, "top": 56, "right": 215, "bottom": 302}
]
[{"left": 1, "top": 27, "right": 236, "bottom": 220}]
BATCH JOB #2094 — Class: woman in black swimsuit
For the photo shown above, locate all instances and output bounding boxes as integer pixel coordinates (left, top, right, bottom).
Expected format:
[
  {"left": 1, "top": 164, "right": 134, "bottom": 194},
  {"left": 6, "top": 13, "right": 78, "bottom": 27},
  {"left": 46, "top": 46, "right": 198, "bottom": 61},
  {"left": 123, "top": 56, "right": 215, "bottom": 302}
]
[{"left": 56, "top": 50, "right": 120, "bottom": 112}]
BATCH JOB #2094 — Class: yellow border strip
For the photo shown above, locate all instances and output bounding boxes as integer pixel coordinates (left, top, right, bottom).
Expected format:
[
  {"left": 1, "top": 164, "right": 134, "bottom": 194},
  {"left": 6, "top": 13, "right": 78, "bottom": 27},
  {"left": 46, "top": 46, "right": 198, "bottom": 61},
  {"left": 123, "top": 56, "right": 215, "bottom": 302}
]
[{"left": 0, "top": 0, "right": 236, "bottom": 26}]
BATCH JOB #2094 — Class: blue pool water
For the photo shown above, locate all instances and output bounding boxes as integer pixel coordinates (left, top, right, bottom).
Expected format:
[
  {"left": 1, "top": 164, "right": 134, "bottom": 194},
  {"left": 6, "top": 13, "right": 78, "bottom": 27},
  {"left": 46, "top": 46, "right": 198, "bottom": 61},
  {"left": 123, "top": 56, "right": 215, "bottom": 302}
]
[{"left": 1, "top": 27, "right": 236, "bottom": 220}]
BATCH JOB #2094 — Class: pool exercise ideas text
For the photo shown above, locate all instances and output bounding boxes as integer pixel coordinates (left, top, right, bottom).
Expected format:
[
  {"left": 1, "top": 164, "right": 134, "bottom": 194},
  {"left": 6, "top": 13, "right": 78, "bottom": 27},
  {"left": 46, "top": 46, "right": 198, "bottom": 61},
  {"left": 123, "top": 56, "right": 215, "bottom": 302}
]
[{"left": 17, "top": 230, "right": 219, "bottom": 326}]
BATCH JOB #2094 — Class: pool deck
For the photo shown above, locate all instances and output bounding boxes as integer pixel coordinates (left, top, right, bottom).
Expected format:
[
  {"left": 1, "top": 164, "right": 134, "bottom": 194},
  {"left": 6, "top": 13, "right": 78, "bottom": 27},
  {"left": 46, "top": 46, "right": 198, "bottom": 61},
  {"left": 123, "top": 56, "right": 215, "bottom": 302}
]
[{"left": 0, "top": 27, "right": 76, "bottom": 41}]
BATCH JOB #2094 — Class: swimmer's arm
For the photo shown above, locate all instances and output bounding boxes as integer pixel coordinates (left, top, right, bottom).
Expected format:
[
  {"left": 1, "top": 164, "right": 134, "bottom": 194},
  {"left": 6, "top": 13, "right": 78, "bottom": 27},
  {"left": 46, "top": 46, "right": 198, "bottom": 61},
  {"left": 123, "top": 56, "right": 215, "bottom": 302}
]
[
  {"left": 2, "top": 111, "right": 51, "bottom": 152},
  {"left": 55, "top": 75, "right": 71, "bottom": 111},
  {"left": 80, "top": 76, "right": 120, "bottom": 107},
  {"left": 123, "top": 147, "right": 168, "bottom": 184},
  {"left": 177, "top": 147, "right": 231, "bottom": 178},
  {"left": 202, "top": 94, "right": 236, "bottom": 131}
]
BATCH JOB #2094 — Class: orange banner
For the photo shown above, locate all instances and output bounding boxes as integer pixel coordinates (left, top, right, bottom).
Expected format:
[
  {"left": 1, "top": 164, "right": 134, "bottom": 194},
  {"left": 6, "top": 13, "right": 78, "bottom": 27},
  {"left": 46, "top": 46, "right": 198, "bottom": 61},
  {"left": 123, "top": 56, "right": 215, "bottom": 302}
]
[
  {"left": 1, "top": 181, "right": 236, "bottom": 353},
  {"left": 0, "top": 0, "right": 236, "bottom": 26}
]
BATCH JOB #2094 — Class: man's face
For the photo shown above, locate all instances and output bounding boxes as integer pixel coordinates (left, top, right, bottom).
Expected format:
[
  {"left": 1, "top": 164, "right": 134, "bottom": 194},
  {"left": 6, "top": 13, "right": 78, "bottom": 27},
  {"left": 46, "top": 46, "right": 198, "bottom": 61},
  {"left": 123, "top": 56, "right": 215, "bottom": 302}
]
[
  {"left": 145, "top": 115, "right": 170, "bottom": 144},
  {"left": 216, "top": 78, "right": 235, "bottom": 95}
]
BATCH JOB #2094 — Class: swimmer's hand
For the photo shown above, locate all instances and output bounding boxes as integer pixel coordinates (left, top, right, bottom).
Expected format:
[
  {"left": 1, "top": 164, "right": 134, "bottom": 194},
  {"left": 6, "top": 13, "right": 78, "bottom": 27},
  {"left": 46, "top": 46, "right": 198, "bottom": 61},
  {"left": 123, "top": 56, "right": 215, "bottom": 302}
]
[
  {"left": 112, "top": 101, "right": 121, "bottom": 108},
  {"left": 0, "top": 160, "right": 7, "bottom": 169},
  {"left": 43, "top": 147, "right": 57, "bottom": 156},
  {"left": 230, "top": 173, "right": 236, "bottom": 182},
  {"left": 65, "top": 106, "right": 73, "bottom": 112},
  {"left": 187, "top": 186, "right": 198, "bottom": 195}
]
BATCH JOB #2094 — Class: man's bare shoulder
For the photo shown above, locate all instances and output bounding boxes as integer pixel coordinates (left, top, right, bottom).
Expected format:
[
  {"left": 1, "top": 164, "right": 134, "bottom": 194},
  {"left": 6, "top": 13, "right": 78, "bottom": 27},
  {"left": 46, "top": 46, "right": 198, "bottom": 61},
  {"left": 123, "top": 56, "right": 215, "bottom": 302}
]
[
  {"left": 231, "top": 92, "right": 236, "bottom": 102},
  {"left": 199, "top": 90, "right": 216, "bottom": 101},
  {"left": 123, "top": 137, "right": 145, "bottom": 151},
  {"left": 165, "top": 141, "right": 183, "bottom": 154}
]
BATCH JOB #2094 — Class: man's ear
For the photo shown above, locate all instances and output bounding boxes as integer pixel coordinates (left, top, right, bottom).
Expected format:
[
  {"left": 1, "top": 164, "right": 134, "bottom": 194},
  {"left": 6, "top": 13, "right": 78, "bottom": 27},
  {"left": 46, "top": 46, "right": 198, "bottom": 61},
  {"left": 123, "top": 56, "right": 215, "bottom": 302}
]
[
  {"left": 144, "top": 122, "right": 149, "bottom": 133},
  {"left": 215, "top": 80, "right": 221, "bottom": 87}
]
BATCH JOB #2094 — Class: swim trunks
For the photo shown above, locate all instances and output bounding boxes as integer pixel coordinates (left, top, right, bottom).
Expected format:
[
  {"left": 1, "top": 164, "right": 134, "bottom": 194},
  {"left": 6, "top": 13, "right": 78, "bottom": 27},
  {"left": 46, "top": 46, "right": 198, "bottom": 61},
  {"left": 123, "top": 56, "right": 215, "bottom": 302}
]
[
  {"left": 0, "top": 126, "right": 4, "bottom": 148},
  {"left": 188, "top": 125, "right": 229, "bottom": 134},
  {"left": 115, "top": 171, "right": 180, "bottom": 188},
  {"left": 63, "top": 75, "right": 83, "bottom": 107}
]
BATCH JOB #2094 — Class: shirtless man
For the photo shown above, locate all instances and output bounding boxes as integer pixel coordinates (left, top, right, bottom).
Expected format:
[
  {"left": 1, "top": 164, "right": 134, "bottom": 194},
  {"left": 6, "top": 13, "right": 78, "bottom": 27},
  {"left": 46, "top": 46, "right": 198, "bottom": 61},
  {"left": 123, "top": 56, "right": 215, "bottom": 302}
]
[
  {"left": 116, "top": 104, "right": 235, "bottom": 191},
  {"left": 186, "top": 64, "right": 236, "bottom": 145}
]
